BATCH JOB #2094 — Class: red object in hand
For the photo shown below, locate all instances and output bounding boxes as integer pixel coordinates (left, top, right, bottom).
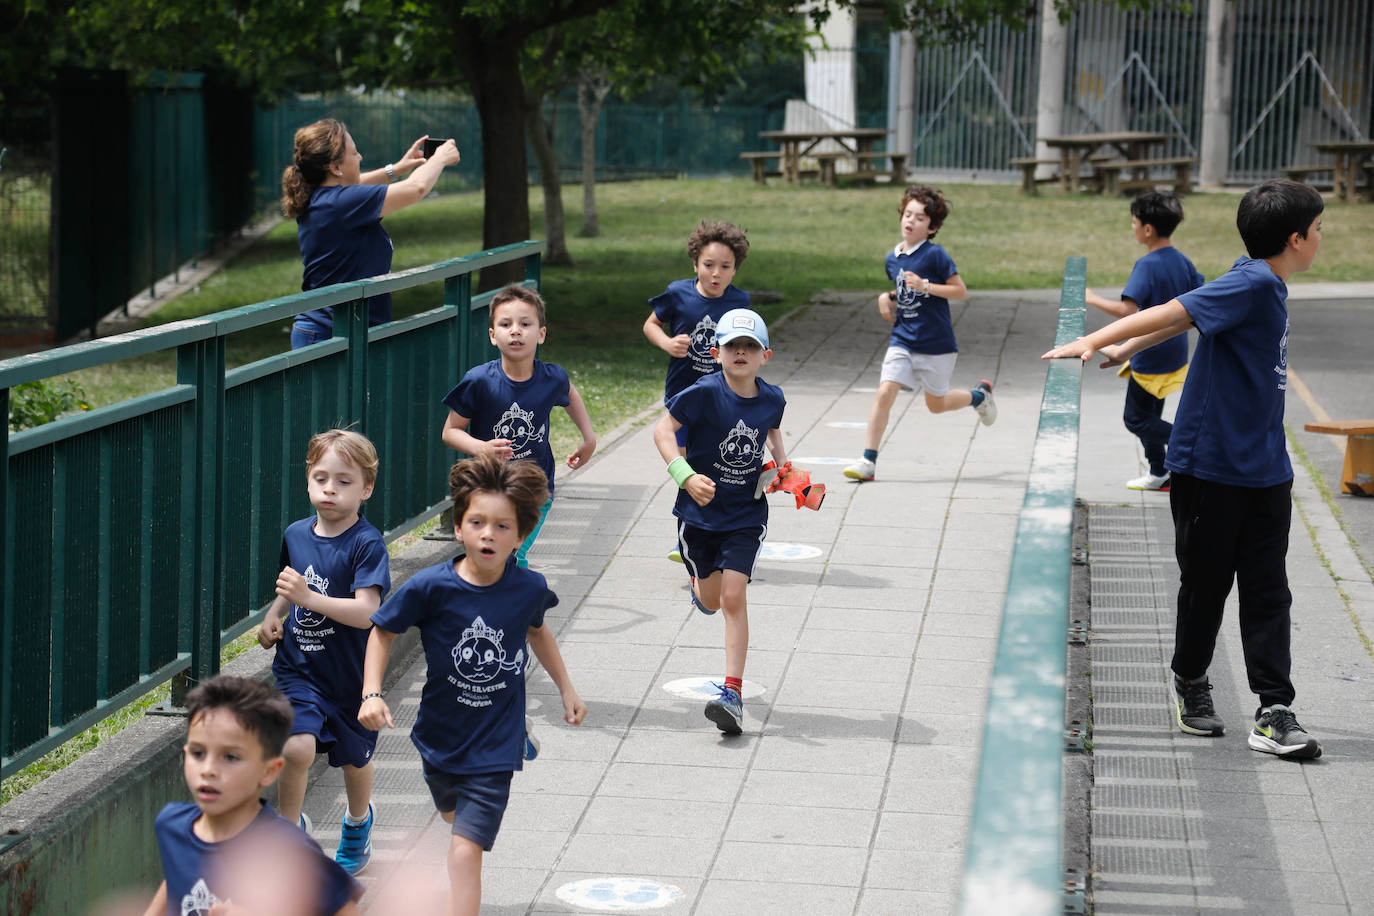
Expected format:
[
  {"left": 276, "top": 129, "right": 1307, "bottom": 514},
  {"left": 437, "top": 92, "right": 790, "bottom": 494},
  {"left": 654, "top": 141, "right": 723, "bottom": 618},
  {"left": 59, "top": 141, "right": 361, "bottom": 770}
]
[{"left": 763, "top": 461, "right": 825, "bottom": 510}]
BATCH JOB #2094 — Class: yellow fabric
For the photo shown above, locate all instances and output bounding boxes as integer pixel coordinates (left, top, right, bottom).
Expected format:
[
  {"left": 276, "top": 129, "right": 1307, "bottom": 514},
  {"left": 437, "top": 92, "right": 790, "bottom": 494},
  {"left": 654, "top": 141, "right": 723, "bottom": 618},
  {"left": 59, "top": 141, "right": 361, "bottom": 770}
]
[{"left": 1117, "top": 362, "right": 1188, "bottom": 399}]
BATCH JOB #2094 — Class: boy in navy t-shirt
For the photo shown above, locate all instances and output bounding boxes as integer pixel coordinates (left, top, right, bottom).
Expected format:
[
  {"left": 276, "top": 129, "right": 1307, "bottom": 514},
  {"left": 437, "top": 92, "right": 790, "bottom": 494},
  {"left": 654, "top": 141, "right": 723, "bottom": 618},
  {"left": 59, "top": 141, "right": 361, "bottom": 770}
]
[
  {"left": 653, "top": 308, "right": 788, "bottom": 735},
  {"left": 442, "top": 284, "right": 596, "bottom": 568},
  {"left": 148, "top": 675, "right": 362, "bottom": 916},
  {"left": 360, "top": 453, "right": 586, "bottom": 916},
  {"left": 257, "top": 429, "right": 390, "bottom": 873},
  {"left": 1085, "top": 190, "right": 1204, "bottom": 490},
  {"left": 845, "top": 185, "right": 997, "bottom": 483},
  {"left": 643, "top": 219, "right": 752, "bottom": 562},
  {"left": 1045, "top": 179, "right": 1325, "bottom": 760}
]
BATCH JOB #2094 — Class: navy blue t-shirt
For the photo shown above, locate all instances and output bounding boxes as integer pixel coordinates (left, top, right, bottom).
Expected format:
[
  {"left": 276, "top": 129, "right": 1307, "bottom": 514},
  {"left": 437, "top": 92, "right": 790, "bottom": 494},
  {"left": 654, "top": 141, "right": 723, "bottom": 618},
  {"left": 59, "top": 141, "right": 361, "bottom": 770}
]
[
  {"left": 371, "top": 556, "right": 558, "bottom": 775},
  {"left": 272, "top": 515, "right": 391, "bottom": 710},
  {"left": 650, "top": 278, "right": 751, "bottom": 402},
  {"left": 1119, "top": 246, "right": 1204, "bottom": 375},
  {"left": 667, "top": 371, "right": 786, "bottom": 531},
  {"left": 154, "top": 801, "right": 361, "bottom": 916},
  {"left": 884, "top": 240, "right": 959, "bottom": 354},
  {"left": 296, "top": 183, "right": 393, "bottom": 330},
  {"left": 442, "top": 359, "right": 570, "bottom": 495},
  {"left": 1167, "top": 257, "right": 1292, "bottom": 487}
]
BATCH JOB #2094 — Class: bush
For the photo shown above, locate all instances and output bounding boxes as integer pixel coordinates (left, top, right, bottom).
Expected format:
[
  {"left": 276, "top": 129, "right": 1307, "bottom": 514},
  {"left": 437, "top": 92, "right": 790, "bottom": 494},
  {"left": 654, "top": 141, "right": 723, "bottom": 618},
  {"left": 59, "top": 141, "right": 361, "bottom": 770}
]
[{"left": 7, "top": 378, "right": 90, "bottom": 432}]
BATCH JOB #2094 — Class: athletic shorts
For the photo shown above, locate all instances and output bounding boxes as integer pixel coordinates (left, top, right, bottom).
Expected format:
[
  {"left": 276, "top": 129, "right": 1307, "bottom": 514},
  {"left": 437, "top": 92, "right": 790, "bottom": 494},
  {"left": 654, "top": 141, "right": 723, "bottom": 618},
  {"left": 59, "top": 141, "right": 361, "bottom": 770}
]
[
  {"left": 278, "top": 681, "right": 378, "bottom": 769},
  {"left": 677, "top": 522, "right": 767, "bottom": 581},
  {"left": 421, "top": 763, "right": 513, "bottom": 850},
  {"left": 880, "top": 347, "right": 957, "bottom": 396}
]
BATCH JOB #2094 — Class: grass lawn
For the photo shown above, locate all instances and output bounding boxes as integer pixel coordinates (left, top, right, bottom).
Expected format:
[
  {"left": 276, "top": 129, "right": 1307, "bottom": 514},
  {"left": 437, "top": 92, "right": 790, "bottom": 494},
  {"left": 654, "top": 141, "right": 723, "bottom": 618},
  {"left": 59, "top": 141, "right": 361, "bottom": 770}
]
[{"left": 53, "top": 177, "right": 1374, "bottom": 455}]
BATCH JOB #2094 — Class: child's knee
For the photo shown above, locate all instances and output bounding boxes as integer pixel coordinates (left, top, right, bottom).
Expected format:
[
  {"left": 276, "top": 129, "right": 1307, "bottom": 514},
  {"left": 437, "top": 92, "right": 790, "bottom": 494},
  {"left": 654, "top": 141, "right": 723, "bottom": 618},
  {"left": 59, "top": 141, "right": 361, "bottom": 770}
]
[
  {"left": 924, "top": 391, "right": 950, "bottom": 413},
  {"left": 283, "top": 733, "right": 316, "bottom": 769},
  {"left": 447, "top": 835, "right": 483, "bottom": 874},
  {"left": 720, "top": 572, "right": 749, "bottom": 610},
  {"left": 876, "top": 382, "right": 902, "bottom": 406}
]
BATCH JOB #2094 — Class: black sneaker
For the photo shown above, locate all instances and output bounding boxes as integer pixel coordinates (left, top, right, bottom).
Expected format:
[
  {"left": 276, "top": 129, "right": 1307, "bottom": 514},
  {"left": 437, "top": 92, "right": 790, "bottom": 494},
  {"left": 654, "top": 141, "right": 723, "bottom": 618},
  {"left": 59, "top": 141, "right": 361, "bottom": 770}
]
[
  {"left": 1171, "top": 674, "right": 1224, "bottom": 736},
  {"left": 1248, "top": 705, "right": 1322, "bottom": 759}
]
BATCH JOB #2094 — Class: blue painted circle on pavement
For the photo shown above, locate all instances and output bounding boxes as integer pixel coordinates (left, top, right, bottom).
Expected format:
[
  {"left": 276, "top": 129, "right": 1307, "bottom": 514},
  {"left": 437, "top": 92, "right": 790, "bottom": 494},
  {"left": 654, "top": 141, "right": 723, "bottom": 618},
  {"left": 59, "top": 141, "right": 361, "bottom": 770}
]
[
  {"left": 557, "top": 876, "right": 683, "bottom": 910},
  {"left": 759, "top": 542, "right": 823, "bottom": 561},
  {"left": 826, "top": 421, "right": 867, "bottom": 428}
]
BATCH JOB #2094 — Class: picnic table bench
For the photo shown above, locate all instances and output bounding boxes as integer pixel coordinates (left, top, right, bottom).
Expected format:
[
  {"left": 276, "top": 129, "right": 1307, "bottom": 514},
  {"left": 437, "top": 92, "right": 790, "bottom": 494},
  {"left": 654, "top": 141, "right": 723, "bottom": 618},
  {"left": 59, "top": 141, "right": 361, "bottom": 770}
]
[
  {"left": 740, "top": 151, "right": 781, "bottom": 185},
  {"left": 1093, "top": 156, "right": 1199, "bottom": 195},
  {"left": 813, "top": 149, "right": 907, "bottom": 186},
  {"left": 1304, "top": 419, "right": 1374, "bottom": 496}
]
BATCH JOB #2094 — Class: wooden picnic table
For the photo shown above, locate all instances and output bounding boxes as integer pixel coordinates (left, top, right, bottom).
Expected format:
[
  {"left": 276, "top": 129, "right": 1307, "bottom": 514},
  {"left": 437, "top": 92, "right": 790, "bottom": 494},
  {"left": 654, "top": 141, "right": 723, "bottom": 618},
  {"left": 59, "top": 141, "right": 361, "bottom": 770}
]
[
  {"left": 1312, "top": 140, "right": 1374, "bottom": 203},
  {"left": 757, "top": 128, "right": 894, "bottom": 184},
  {"left": 1041, "top": 131, "right": 1172, "bottom": 193}
]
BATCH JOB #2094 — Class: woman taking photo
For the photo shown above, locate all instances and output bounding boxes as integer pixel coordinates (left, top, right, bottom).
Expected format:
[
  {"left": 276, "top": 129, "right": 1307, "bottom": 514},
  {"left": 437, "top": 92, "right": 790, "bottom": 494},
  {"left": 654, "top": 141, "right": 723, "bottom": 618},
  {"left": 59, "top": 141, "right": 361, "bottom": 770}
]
[{"left": 282, "top": 118, "right": 460, "bottom": 348}]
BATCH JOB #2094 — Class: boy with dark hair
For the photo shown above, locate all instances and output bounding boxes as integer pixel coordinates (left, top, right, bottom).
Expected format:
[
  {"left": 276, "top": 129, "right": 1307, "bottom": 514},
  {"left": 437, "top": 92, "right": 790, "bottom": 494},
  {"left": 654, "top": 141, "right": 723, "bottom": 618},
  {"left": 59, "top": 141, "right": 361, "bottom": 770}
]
[
  {"left": 145, "top": 675, "right": 362, "bottom": 916},
  {"left": 1084, "top": 190, "right": 1205, "bottom": 490},
  {"left": 360, "top": 453, "right": 586, "bottom": 916},
  {"left": 653, "top": 308, "right": 788, "bottom": 735},
  {"left": 256, "top": 428, "right": 390, "bottom": 873},
  {"left": 1045, "top": 178, "right": 1325, "bottom": 760},
  {"left": 844, "top": 184, "right": 996, "bottom": 483},
  {"left": 441, "top": 283, "right": 597, "bottom": 568},
  {"left": 644, "top": 219, "right": 751, "bottom": 561}
]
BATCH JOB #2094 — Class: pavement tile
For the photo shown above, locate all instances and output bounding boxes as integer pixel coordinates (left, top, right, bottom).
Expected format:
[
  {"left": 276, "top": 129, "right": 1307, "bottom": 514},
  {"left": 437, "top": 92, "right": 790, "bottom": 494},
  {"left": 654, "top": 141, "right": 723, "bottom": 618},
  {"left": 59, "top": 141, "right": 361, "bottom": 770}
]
[
  {"left": 751, "top": 735, "right": 893, "bottom": 776},
  {"left": 596, "top": 760, "right": 747, "bottom": 803},
  {"left": 711, "top": 840, "right": 868, "bottom": 885},
  {"left": 694, "top": 879, "right": 860, "bottom": 916},
  {"left": 764, "top": 706, "right": 899, "bottom": 742},
  {"left": 737, "top": 768, "right": 886, "bottom": 810},
  {"left": 557, "top": 831, "right": 718, "bottom": 876},
  {"left": 575, "top": 796, "right": 732, "bottom": 839},
  {"left": 855, "top": 887, "right": 956, "bottom": 916},
  {"left": 725, "top": 801, "right": 878, "bottom": 847},
  {"left": 863, "top": 848, "right": 963, "bottom": 892},
  {"left": 872, "top": 811, "right": 969, "bottom": 853},
  {"left": 772, "top": 675, "right": 908, "bottom": 713}
]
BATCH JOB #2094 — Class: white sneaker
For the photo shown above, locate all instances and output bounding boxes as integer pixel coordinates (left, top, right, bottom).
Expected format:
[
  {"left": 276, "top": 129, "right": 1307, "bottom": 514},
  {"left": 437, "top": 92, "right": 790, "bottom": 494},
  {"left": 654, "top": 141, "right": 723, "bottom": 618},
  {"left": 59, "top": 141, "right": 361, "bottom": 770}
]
[
  {"left": 843, "top": 457, "right": 875, "bottom": 481},
  {"left": 973, "top": 379, "right": 997, "bottom": 426},
  {"left": 1126, "top": 472, "right": 1171, "bottom": 491}
]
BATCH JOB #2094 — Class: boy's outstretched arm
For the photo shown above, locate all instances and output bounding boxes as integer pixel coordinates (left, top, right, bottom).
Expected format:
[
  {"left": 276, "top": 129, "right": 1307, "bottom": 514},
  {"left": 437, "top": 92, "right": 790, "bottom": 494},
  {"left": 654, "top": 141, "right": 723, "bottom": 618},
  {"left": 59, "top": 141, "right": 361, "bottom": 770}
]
[
  {"left": 654, "top": 412, "right": 714, "bottom": 507},
  {"left": 1100, "top": 313, "right": 1195, "bottom": 367},
  {"left": 563, "top": 382, "right": 597, "bottom": 469},
  {"left": 257, "top": 595, "right": 291, "bottom": 648},
  {"left": 643, "top": 313, "right": 690, "bottom": 358},
  {"left": 442, "top": 409, "right": 514, "bottom": 460},
  {"left": 1085, "top": 290, "right": 1139, "bottom": 319},
  {"left": 274, "top": 576, "right": 381, "bottom": 630},
  {"left": 1043, "top": 299, "right": 1189, "bottom": 362},
  {"left": 358, "top": 627, "right": 398, "bottom": 730},
  {"left": 766, "top": 428, "right": 788, "bottom": 467},
  {"left": 527, "top": 623, "right": 587, "bottom": 725}
]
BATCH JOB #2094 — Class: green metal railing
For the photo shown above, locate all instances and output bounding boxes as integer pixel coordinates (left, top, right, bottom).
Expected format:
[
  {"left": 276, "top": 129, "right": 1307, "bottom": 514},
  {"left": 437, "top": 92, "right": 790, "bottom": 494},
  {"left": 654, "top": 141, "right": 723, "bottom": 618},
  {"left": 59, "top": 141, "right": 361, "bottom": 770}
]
[
  {"left": 0, "top": 241, "right": 542, "bottom": 779},
  {"left": 957, "top": 258, "right": 1085, "bottom": 915}
]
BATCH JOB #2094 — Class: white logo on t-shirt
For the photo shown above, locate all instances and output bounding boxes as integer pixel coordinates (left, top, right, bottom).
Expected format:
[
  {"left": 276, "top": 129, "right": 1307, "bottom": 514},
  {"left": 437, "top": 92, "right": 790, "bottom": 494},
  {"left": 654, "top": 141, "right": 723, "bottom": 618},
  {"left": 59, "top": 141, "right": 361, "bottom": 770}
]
[
  {"left": 292, "top": 565, "right": 329, "bottom": 628},
  {"left": 181, "top": 878, "right": 223, "bottom": 916},
  {"left": 1274, "top": 318, "right": 1289, "bottom": 390},
  {"left": 719, "top": 419, "right": 764, "bottom": 470},
  {"left": 688, "top": 315, "right": 717, "bottom": 370},
  {"left": 494, "top": 402, "right": 546, "bottom": 454}
]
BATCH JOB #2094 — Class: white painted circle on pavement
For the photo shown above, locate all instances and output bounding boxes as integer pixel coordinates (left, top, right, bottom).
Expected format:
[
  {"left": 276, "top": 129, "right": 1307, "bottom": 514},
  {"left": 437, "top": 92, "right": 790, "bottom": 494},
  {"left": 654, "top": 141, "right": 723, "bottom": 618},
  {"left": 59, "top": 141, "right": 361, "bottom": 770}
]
[
  {"left": 826, "top": 421, "right": 867, "bottom": 428},
  {"left": 663, "top": 676, "right": 766, "bottom": 700},
  {"left": 759, "top": 542, "right": 824, "bottom": 561},
  {"left": 793, "top": 456, "right": 851, "bottom": 465},
  {"left": 556, "top": 877, "right": 683, "bottom": 911}
]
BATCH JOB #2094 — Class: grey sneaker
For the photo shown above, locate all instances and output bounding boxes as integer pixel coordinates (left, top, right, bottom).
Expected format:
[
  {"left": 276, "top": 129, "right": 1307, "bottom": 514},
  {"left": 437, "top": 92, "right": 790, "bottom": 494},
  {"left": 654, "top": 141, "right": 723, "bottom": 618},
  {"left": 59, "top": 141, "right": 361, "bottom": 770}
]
[
  {"left": 1249, "top": 705, "right": 1322, "bottom": 759},
  {"left": 843, "top": 456, "right": 876, "bottom": 481},
  {"left": 705, "top": 685, "right": 743, "bottom": 735},
  {"left": 1171, "top": 674, "right": 1224, "bottom": 736},
  {"left": 689, "top": 576, "right": 716, "bottom": 616},
  {"left": 973, "top": 379, "right": 997, "bottom": 426}
]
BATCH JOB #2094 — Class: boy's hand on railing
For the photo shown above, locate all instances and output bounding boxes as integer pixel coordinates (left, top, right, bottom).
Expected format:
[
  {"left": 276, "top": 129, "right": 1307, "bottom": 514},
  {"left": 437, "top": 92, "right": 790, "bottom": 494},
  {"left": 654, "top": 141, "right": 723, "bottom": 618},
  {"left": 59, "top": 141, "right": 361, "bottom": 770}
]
[
  {"left": 1097, "top": 343, "right": 1127, "bottom": 369},
  {"left": 1041, "top": 336, "right": 1098, "bottom": 362},
  {"left": 358, "top": 696, "right": 393, "bottom": 730}
]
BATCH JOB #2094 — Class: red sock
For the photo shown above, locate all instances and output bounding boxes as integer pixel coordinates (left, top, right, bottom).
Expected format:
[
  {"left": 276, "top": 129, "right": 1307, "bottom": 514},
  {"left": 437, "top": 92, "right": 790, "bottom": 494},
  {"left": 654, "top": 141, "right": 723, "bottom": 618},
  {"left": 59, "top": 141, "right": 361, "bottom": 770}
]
[{"left": 724, "top": 676, "right": 743, "bottom": 695}]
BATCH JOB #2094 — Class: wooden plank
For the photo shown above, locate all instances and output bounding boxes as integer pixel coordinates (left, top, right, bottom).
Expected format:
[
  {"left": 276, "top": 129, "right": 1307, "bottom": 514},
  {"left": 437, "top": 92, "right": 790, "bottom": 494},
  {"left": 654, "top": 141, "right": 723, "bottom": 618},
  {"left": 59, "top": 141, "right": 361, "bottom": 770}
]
[{"left": 1305, "top": 420, "right": 1374, "bottom": 436}]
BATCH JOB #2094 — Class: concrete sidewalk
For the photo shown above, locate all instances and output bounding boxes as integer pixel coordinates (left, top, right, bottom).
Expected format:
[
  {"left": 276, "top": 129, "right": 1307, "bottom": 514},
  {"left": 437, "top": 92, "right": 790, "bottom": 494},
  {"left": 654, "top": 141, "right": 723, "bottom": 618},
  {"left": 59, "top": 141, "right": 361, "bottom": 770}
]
[{"left": 296, "top": 286, "right": 1374, "bottom": 915}]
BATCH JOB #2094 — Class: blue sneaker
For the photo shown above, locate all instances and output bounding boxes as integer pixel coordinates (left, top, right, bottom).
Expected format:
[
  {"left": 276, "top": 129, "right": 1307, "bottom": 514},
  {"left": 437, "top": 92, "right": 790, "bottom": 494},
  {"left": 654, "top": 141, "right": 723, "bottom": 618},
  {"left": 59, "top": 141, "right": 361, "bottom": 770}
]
[
  {"left": 689, "top": 576, "right": 715, "bottom": 615},
  {"left": 704, "top": 685, "right": 743, "bottom": 735},
  {"left": 523, "top": 716, "right": 540, "bottom": 761},
  {"left": 335, "top": 803, "right": 373, "bottom": 875},
  {"left": 298, "top": 812, "right": 313, "bottom": 834}
]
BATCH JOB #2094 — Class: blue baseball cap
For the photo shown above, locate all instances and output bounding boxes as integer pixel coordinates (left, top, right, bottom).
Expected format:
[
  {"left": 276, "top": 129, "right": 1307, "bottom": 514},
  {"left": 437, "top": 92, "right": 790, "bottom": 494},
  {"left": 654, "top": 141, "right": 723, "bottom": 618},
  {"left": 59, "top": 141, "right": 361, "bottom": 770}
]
[{"left": 715, "top": 308, "right": 770, "bottom": 349}]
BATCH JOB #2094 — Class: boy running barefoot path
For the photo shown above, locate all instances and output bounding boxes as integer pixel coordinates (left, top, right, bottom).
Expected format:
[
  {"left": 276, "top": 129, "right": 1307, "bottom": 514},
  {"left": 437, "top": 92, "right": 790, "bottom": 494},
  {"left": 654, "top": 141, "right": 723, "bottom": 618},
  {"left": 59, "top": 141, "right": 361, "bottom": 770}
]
[
  {"left": 643, "top": 219, "right": 752, "bottom": 562},
  {"left": 360, "top": 454, "right": 586, "bottom": 916},
  {"left": 257, "top": 429, "right": 390, "bottom": 873},
  {"left": 1083, "top": 190, "right": 1204, "bottom": 491},
  {"left": 845, "top": 185, "right": 996, "bottom": 483},
  {"left": 145, "top": 675, "right": 362, "bottom": 916},
  {"left": 441, "top": 284, "right": 596, "bottom": 568},
  {"left": 1045, "top": 178, "right": 1325, "bottom": 760},
  {"left": 654, "top": 308, "right": 787, "bottom": 735}
]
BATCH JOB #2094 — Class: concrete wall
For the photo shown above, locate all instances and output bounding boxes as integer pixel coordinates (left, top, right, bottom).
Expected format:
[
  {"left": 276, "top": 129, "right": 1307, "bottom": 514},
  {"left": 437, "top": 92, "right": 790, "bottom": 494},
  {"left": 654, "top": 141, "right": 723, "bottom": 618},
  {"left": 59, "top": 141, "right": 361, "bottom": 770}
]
[{"left": 0, "top": 537, "right": 454, "bottom": 915}]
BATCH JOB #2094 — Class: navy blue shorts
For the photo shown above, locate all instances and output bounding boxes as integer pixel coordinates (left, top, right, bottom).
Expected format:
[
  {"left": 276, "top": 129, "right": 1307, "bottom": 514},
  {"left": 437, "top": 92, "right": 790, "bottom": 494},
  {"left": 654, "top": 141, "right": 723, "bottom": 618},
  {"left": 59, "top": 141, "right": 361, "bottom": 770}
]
[
  {"left": 421, "top": 763, "right": 513, "bottom": 851},
  {"left": 279, "top": 682, "right": 377, "bottom": 769},
  {"left": 677, "top": 522, "right": 766, "bottom": 581}
]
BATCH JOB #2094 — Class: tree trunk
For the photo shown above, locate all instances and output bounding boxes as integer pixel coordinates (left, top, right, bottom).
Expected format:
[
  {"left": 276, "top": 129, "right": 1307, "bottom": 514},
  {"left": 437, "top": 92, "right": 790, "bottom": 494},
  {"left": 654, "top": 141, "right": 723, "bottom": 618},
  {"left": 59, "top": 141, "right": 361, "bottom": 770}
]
[
  {"left": 525, "top": 99, "right": 572, "bottom": 266},
  {"left": 453, "top": 23, "right": 531, "bottom": 290},
  {"left": 577, "top": 73, "right": 611, "bottom": 238}
]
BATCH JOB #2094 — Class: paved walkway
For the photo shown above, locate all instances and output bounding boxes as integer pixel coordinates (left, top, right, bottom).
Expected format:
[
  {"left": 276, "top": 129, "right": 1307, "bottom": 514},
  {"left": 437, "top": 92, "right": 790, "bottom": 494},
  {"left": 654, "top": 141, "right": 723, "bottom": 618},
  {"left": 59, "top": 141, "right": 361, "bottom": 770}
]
[{"left": 295, "top": 286, "right": 1374, "bottom": 915}]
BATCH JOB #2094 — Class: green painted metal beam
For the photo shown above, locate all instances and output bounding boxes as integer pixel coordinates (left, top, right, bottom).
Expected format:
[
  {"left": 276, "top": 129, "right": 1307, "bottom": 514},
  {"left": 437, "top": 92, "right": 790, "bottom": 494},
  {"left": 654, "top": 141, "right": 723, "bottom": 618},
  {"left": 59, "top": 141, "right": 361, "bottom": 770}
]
[{"left": 957, "top": 257, "right": 1086, "bottom": 916}]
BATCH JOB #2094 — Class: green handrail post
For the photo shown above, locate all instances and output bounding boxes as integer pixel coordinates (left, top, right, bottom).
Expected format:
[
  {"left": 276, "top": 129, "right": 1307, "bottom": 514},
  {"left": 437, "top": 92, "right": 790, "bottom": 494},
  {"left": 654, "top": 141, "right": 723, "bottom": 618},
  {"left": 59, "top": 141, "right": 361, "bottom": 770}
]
[
  {"left": 344, "top": 296, "right": 369, "bottom": 429},
  {"left": 524, "top": 252, "right": 542, "bottom": 288},
  {"left": 0, "top": 385, "right": 9, "bottom": 754},
  {"left": 957, "top": 257, "right": 1086, "bottom": 916},
  {"left": 176, "top": 335, "right": 227, "bottom": 701}
]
